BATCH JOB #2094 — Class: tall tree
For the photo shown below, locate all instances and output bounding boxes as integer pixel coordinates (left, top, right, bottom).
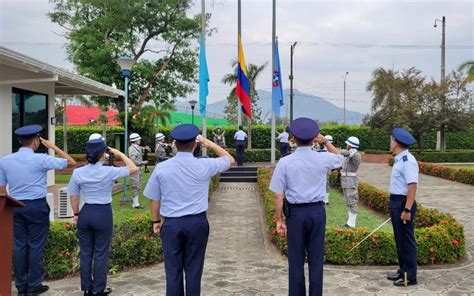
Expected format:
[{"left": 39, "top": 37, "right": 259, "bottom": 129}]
[
  {"left": 458, "top": 60, "right": 474, "bottom": 86},
  {"left": 222, "top": 60, "right": 266, "bottom": 124},
  {"left": 49, "top": 0, "right": 205, "bottom": 132},
  {"left": 365, "top": 67, "right": 472, "bottom": 153}
]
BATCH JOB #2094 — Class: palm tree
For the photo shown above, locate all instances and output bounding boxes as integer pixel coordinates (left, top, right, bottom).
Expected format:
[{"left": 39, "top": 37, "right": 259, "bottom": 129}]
[
  {"left": 458, "top": 60, "right": 474, "bottom": 86},
  {"left": 222, "top": 60, "right": 267, "bottom": 148}
]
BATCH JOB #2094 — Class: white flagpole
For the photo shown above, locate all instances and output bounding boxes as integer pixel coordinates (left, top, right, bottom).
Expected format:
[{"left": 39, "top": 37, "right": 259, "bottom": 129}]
[
  {"left": 271, "top": 0, "right": 276, "bottom": 164},
  {"left": 201, "top": 0, "right": 207, "bottom": 156},
  {"left": 237, "top": 0, "right": 242, "bottom": 127}
]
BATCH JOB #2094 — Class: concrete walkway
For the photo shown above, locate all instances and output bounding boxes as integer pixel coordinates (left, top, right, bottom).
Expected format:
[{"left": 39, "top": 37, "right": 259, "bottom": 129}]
[{"left": 14, "top": 173, "right": 474, "bottom": 295}]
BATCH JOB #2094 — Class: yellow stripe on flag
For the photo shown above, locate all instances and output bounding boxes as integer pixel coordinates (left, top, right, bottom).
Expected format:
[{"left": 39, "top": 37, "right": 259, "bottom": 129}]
[{"left": 238, "top": 35, "right": 248, "bottom": 76}]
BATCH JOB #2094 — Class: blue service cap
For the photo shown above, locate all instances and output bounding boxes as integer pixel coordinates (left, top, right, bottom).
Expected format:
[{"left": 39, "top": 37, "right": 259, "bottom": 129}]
[
  {"left": 171, "top": 124, "right": 200, "bottom": 142},
  {"left": 14, "top": 125, "right": 43, "bottom": 138},
  {"left": 290, "top": 117, "right": 320, "bottom": 141},
  {"left": 392, "top": 128, "right": 416, "bottom": 146},
  {"left": 86, "top": 138, "right": 107, "bottom": 156}
]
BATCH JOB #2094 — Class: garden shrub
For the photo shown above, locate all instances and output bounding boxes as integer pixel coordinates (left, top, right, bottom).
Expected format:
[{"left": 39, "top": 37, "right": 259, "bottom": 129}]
[{"left": 257, "top": 167, "right": 465, "bottom": 265}]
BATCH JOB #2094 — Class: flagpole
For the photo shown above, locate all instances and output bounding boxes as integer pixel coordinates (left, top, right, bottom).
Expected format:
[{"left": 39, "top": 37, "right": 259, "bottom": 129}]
[
  {"left": 271, "top": 0, "right": 276, "bottom": 164},
  {"left": 201, "top": 0, "right": 207, "bottom": 156},
  {"left": 237, "top": 0, "right": 242, "bottom": 127}
]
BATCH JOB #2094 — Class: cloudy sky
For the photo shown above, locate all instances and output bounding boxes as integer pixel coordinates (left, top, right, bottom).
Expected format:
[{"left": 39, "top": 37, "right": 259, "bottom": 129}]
[{"left": 1, "top": 0, "right": 472, "bottom": 117}]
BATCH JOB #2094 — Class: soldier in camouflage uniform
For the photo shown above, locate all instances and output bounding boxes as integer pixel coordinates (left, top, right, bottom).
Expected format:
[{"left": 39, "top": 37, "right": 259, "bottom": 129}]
[
  {"left": 128, "top": 133, "right": 150, "bottom": 209},
  {"left": 154, "top": 133, "right": 169, "bottom": 165},
  {"left": 340, "top": 136, "right": 361, "bottom": 228}
]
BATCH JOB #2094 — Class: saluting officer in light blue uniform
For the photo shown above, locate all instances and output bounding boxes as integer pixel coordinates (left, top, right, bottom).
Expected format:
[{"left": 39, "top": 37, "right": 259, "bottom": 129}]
[
  {"left": 68, "top": 137, "right": 138, "bottom": 296},
  {"left": 144, "top": 124, "right": 235, "bottom": 296},
  {"left": 269, "top": 118, "right": 343, "bottom": 296},
  {"left": 386, "top": 128, "right": 419, "bottom": 287},
  {"left": 0, "top": 125, "right": 76, "bottom": 296}
]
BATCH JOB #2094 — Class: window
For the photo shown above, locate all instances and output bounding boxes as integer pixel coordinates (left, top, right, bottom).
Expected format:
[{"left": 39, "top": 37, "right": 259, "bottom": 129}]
[{"left": 12, "top": 88, "right": 48, "bottom": 153}]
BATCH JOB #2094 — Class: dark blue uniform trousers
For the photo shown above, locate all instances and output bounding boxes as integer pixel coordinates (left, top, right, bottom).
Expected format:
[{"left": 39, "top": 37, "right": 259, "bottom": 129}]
[
  {"left": 77, "top": 204, "right": 113, "bottom": 294},
  {"left": 287, "top": 202, "right": 326, "bottom": 296},
  {"left": 13, "top": 198, "right": 50, "bottom": 293},
  {"left": 279, "top": 142, "right": 289, "bottom": 157},
  {"left": 389, "top": 195, "right": 417, "bottom": 281},
  {"left": 235, "top": 140, "right": 245, "bottom": 166},
  {"left": 160, "top": 212, "right": 209, "bottom": 296}
]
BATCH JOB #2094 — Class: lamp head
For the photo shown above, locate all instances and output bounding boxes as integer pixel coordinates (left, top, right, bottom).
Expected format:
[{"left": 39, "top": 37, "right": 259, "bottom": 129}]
[
  {"left": 189, "top": 99, "right": 197, "bottom": 109},
  {"left": 117, "top": 55, "right": 135, "bottom": 77}
]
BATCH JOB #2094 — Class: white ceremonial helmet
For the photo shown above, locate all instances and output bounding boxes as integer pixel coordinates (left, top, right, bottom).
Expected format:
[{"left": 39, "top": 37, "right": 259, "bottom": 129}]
[
  {"left": 129, "top": 133, "right": 141, "bottom": 142},
  {"left": 88, "top": 133, "right": 103, "bottom": 141},
  {"left": 345, "top": 136, "right": 360, "bottom": 149},
  {"left": 155, "top": 133, "right": 165, "bottom": 141},
  {"left": 324, "top": 135, "right": 334, "bottom": 142}
]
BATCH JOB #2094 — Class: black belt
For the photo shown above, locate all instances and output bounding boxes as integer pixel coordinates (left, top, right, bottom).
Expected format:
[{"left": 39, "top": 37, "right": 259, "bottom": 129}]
[
  {"left": 390, "top": 194, "right": 407, "bottom": 200},
  {"left": 84, "top": 203, "right": 111, "bottom": 206},
  {"left": 288, "top": 201, "right": 324, "bottom": 208},
  {"left": 164, "top": 211, "right": 207, "bottom": 220},
  {"left": 19, "top": 197, "right": 46, "bottom": 203}
]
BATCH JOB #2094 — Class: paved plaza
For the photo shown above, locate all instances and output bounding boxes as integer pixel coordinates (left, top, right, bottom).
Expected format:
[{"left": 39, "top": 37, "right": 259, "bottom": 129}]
[{"left": 13, "top": 163, "right": 474, "bottom": 295}]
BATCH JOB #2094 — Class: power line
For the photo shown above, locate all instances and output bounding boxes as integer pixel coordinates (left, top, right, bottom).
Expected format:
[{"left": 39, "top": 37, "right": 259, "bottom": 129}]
[{"left": 2, "top": 41, "right": 472, "bottom": 49}]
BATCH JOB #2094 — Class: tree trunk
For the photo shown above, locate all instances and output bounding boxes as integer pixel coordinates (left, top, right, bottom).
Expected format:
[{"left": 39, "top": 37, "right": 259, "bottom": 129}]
[
  {"left": 101, "top": 108, "right": 107, "bottom": 140},
  {"left": 62, "top": 97, "right": 68, "bottom": 153},
  {"left": 417, "top": 134, "right": 424, "bottom": 157}
]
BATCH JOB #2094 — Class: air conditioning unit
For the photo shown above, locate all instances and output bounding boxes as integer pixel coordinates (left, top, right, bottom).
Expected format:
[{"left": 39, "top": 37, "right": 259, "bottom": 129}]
[
  {"left": 46, "top": 193, "right": 54, "bottom": 222},
  {"left": 57, "top": 187, "right": 73, "bottom": 218}
]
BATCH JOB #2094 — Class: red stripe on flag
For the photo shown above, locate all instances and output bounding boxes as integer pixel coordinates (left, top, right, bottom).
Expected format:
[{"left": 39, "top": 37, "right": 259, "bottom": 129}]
[{"left": 236, "top": 80, "right": 252, "bottom": 118}]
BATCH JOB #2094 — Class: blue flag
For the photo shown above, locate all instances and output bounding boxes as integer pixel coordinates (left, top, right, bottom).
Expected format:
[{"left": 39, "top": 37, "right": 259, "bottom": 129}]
[
  {"left": 199, "top": 33, "right": 209, "bottom": 117},
  {"left": 272, "top": 38, "right": 284, "bottom": 116}
]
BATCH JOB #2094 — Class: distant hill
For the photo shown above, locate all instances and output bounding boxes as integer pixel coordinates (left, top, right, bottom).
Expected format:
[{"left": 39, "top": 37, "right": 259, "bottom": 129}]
[{"left": 176, "top": 89, "right": 366, "bottom": 124}]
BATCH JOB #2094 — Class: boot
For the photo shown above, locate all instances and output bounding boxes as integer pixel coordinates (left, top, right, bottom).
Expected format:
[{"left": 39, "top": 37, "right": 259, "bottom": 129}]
[{"left": 346, "top": 212, "right": 357, "bottom": 228}]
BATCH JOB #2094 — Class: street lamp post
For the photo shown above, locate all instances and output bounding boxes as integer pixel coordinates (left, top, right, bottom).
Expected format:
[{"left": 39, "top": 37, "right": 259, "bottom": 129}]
[
  {"left": 189, "top": 99, "right": 197, "bottom": 125},
  {"left": 342, "top": 72, "right": 349, "bottom": 125},
  {"left": 434, "top": 16, "right": 446, "bottom": 152},
  {"left": 117, "top": 55, "right": 135, "bottom": 204},
  {"left": 289, "top": 42, "right": 297, "bottom": 123}
]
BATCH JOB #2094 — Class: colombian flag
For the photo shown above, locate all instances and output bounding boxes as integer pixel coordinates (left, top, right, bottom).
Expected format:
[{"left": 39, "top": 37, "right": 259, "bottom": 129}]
[{"left": 236, "top": 35, "right": 252, "bottom": 118}]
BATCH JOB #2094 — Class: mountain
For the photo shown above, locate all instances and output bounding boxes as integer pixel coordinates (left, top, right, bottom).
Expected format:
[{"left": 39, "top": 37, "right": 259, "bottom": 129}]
[{"left": 175, "top": 89, "right": 366, "bottom": 124}]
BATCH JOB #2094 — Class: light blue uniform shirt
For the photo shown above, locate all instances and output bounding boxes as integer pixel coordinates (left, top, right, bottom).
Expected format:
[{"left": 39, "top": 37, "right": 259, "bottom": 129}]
[
  {"left": 269, "top": 147, "right": 343, "bottom": 204},
  {"left": 389, "top": 150, "right": 419, "bottom": 195},
  {"left": 67, "top": 162, "right": 130, "bottom": 204},
  {"left": 0, "top": 147, "right": 68, "bottom": 200},
  {"left": 143, "top": 152, "right": 231, "bottom": 217},
  {"left": 277, "top": 132, "right": 289, "bottom": 143},
  {"left": 234, "top": 130, "right": 247, "bottom": 141}
]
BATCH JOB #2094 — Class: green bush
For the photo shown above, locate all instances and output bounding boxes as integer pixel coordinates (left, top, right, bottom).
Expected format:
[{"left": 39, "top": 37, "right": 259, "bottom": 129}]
[
  {"left": 418, "top": 162, "right": 474, "bottom": 185},
  {"left": 257, "top": 167, "right": 465, "bottom": 265},
  {"left": 413, "top": 151, "right": 474, "bottom": 163},
  {"left": 56, "top": 126, "right": 474, "bottom": 151},
  {"left": 41, "top": 176, "right": 219, "bottom": 279}
]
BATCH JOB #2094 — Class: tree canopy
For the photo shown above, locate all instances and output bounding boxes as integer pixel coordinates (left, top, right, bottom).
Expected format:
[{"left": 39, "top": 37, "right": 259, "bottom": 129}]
[
  {"left": 364, "top": 67, "right": 472, "bottom": 152},
  {"left": 49, "top": 0, "right": 204, "bottom": 132}
]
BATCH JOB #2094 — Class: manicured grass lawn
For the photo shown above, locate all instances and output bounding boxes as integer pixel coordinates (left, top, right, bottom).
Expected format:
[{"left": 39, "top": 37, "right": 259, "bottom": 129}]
[
  {"left": 326, "top": 188, "right": 392, "bottom": 232},
  {"left": 445, "top": 164, "right": 474, "bottom": 170}
]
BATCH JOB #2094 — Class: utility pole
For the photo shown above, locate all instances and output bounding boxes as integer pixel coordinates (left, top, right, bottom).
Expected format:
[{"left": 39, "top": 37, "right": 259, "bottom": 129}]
[
  {"left": 289, "top": 42, "right": 297, "bottom": 123},
  {"left": 270, "top": 0, "right": 276, "bottom": 164},
  {"left": 343, "top": 72, "right": 349, "bottom": 125},
  {"left": 237, "top": 0, "right": 242, "bottom": 127},
  {"left": 435, "top": 16, "right": 446, "bottom": 151}
]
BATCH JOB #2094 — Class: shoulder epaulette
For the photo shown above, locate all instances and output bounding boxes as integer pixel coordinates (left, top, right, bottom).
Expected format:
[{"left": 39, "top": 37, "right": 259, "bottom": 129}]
[{"left": 402, "top": 155, "right": 408, "bottom": 162}]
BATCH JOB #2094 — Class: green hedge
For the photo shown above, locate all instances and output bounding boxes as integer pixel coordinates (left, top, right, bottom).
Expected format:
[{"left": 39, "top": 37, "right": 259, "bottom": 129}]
[
  {"left": 258, "top": 168, "right": 465, "bottom": 265},
  {"left": 412, "top": 151, "right": 474, "bottom": 163},
  {"left": 41, "top": 176, "right": 219, "bottom": 279},
  {"left": 56, "top": 126, "right": 474, "bottom": 153}
]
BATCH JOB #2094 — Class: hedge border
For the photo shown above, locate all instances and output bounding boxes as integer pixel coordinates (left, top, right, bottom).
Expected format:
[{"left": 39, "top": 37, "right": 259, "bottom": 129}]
[
  {"left": 257, "top": 168, "right": 465, "bottom": 265},
  {"left": 42, "top": 175, "right": 219, "bottom": 279},
  {"left": 55, "top": 126, "right": 474, "bottom": 153},
  {"left": 388, "top": 158, "right": 474, "bottom": 186}
]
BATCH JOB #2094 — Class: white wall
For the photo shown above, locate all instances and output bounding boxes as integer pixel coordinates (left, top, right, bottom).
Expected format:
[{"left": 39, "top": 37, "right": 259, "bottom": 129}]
[{"left": 0, "top": 82, "right": 57, "bottom": 186}]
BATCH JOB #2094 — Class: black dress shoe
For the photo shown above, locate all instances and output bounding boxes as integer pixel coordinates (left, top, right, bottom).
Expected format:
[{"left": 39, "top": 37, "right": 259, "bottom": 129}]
[
  {"left": 27, "top": 284, "right": 49, "bottom": 295},
  {"left": 341, "top": 223, "right": 352, "bottom": 228},
  {"left": 393, "top": 278, "right": 417, "bottom": 286},
  {"left": 133, "top": 205, "right": 144, "bottom": 209},
  {"left": 93, "top": 287, "right": 112, "bottom": 295},
  {"left": 387, "top": 272, "right": 402, "bottom": 281}
]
